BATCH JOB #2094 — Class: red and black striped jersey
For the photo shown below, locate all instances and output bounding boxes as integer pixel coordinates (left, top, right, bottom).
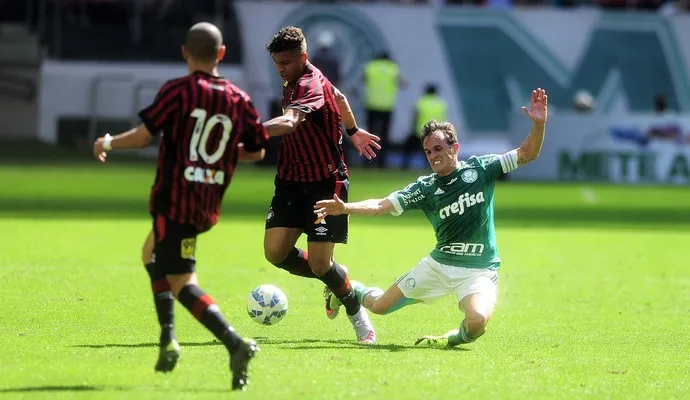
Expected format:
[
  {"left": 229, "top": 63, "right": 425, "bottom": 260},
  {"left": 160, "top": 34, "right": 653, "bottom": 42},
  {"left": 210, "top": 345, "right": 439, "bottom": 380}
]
[
  {"left": 139, "top": 71, "right": 268, "bottom": 231},
  {"left": 279, "top": 63, "right": 347, "bottom": 182}
]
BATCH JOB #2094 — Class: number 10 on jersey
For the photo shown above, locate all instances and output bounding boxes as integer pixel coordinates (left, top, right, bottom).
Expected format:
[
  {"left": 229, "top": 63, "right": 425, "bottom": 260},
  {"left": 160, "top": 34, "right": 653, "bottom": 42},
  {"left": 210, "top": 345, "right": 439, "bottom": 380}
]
[{"left": 189, "top": 108, "right": 233, "bottom": 164}]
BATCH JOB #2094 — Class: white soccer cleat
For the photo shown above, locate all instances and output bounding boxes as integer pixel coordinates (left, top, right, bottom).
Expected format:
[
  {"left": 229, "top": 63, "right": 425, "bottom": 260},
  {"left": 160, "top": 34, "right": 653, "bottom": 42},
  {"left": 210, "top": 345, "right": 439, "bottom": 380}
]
[{"left": 347, "top": 307, "right": 376, "bottom": 344}]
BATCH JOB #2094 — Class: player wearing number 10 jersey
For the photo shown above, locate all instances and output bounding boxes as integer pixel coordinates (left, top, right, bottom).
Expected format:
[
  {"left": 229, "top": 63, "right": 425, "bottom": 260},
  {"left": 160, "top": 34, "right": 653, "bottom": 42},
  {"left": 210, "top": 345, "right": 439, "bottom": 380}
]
[{"left": 92, "top": 22, "right": 267, "bottom": 391}]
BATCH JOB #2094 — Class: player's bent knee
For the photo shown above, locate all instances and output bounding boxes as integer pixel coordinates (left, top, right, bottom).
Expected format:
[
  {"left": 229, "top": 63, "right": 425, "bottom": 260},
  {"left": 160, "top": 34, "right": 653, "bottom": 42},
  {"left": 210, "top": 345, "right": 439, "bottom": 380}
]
[
  {"left": 167, "top": 273, "right": 196, "bottom": 298},
  {"left": 264, "top": 246, "right": 289, "bottom": 266},
  {"left": 466, "top": 312, "right": 489, "bottom": 333},
  {"left": 264, "top": 251, "right": 281, "bottom": 266}
]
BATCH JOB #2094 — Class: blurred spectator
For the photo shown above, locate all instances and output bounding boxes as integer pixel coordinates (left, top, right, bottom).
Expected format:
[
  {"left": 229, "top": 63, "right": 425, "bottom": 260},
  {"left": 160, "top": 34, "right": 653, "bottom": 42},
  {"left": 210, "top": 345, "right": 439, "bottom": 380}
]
[
  {"left": 659, "top": 0, "right": 689, "bottom": 16},
  {"left": 654, "top": 93, "right": 670, "bottom": 114},
  {"left": 363, "top": 51, "right": 406, "bottom": 168},
  {"left": 402, "top": 83, "right": 448, "bottom": 169},
  {"left": 310, "top": 31, "right": 341, "bottom": 87}
]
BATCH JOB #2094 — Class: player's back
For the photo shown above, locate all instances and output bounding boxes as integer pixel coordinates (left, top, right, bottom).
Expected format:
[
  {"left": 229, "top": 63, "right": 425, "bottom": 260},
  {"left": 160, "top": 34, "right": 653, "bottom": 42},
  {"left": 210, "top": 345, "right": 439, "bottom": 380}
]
[{"left": 140, "top": 71, "right": 267, "bottom": 231}]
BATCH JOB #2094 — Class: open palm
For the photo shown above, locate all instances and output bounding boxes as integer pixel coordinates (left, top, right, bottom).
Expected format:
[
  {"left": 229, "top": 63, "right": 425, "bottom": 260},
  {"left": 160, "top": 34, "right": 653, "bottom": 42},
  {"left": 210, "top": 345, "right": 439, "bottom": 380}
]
[{"left": 521, "top": 88, "right": 548, "bottom": 124}]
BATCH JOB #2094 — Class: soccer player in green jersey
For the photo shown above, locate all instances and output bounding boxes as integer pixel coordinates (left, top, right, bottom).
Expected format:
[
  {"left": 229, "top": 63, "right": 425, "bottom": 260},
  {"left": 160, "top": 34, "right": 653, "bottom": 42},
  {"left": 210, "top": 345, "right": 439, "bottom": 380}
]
[{"left": 314, "top": 88, "right": 548, "bottom": 348}]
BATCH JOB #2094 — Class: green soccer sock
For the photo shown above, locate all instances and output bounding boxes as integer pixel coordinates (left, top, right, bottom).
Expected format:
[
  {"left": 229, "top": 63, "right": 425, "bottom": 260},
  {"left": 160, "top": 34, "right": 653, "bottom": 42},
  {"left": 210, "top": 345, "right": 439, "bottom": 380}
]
[
  {"left": 350, "top": 280, "right": 384, "bottom": 305},
  {"left": 448, "top": 319, "right": 476, "bottom": 347}
]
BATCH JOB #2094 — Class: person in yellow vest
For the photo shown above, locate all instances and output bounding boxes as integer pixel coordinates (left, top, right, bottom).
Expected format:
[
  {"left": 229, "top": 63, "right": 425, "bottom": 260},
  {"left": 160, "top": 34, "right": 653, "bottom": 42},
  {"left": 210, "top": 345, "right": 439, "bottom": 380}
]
[
  {"left": 402, "top": 84, "right": 448, "bottom": 169},
  {"left": 363, "top": 52, "right": 406, "bottom": 168}
]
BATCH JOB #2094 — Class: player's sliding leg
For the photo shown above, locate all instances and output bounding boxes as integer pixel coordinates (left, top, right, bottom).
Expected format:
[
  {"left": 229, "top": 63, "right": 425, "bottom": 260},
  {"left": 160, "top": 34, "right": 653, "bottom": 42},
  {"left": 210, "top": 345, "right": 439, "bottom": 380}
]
[
  {"left": 350, "top": 281, "right": 420, "bottom": 315},
  {"left": 142, "top": 231, "right": 178, "bottom": 372},
  {"left": 415, "top": 291, "right": 496, "bottom": 349},
  {"left": 309, "top": 242, "right": 375, "bottom": 344},
  {"left": 167, "top": 273, "right": 259, "bottom": 391},
  {"left": 264, "top": 228, "right": 319, "bottom": 279}
]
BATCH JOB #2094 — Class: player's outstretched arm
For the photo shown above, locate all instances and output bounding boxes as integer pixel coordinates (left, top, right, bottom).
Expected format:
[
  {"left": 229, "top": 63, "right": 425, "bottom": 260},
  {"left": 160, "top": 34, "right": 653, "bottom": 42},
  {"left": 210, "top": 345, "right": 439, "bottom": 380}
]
[
  {"left": 332, "top": 86, "right": 381, "bottom": 160},
  {"left": 515, "top": 88, "right": 548, "bottom": 166},
  {"left": 237, "top": 143, "right": 265, "bottom": 162},
  {"left": 262, "top": 108, "right": 305, "bottom": 137},
  {"left": 93, "top": 124, "right": 154, "bottom": 162},
  {"left": 314, "top": 194, "right": 394, "bottom": 218}
]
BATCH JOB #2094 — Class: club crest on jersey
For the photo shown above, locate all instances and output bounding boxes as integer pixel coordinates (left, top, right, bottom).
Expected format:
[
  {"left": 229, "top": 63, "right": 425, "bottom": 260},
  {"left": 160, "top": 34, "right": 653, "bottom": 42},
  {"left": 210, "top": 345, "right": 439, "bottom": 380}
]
[
  {"left": 180, "top": 238, "right": 196, "bottom": 259},
  {"left": 461, "top": 169, "right": 478, "bottom": 183},
  {"left": 404, "top": 278, "right": 416, "bottom": 291},
  {"left": 439, "top": 192, "right": 485, "bottom": 220}
]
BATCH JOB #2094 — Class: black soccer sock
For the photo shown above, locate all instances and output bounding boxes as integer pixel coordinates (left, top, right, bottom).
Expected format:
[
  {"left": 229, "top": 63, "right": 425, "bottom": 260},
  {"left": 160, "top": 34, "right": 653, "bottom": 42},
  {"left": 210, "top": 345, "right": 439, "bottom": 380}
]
[
  {"left": 145, "top": 263, "right": 176, "bottom": 345},
  {"left": 273, "top": 248, "right": 319, "bottom": 279},
  {"left": 177, "top": 284, "right": 242, "bottom": 353},
  {"left": 320, "top": 263, "right": 361, "bottom": 316}
]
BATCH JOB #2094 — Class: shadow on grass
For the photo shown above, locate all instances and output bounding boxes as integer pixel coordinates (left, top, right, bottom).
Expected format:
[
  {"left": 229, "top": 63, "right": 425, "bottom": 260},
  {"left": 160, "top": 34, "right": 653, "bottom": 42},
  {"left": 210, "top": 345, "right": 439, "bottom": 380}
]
[
  {"left": 73, "top": 337, "right": 467, "bottom": 353},
  {"left": 1, "top": 198, "right": 689, "bottom": 230},
  {"left": 72, "top": 340, "right": 219, "bottom": 349},
  {"left": 0, "top": 384, "right": 245, "bottom": 394},
  {"left": 0, "top": 385, "right": 129, "bottom": 393}
]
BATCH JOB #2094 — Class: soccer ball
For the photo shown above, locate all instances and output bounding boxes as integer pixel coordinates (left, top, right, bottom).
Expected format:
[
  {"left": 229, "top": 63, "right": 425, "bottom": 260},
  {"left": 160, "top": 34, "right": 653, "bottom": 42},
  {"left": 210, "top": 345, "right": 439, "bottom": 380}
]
[{"left": 246, "top": 284, "right": 288, "bottom": 325}]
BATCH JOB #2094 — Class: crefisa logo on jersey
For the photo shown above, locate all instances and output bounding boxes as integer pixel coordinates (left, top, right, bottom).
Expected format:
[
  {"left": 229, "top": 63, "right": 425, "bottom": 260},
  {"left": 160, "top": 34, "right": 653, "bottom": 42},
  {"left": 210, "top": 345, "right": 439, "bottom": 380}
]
[
  {"left": 439, "top": 191, "right": 485, "bottom": 219},
  {"left": 272, "top": 5, "right": 390, "bottom": 92}
]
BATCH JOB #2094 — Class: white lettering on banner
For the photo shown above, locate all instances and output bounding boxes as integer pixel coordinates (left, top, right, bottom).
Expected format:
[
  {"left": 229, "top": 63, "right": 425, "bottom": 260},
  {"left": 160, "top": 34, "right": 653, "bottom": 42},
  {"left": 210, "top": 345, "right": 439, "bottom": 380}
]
[
  {"left": 439, "top": 192, "right": 485, "bottom": 219},
  {"left": 184, "top": 166, "right": 225, "bottom": 185},
  {"left": 439, "top": 242, "right": 485, "bottom": 256},
  {"left": 509, "top": 113, "right": 690, "bottom": 185}
]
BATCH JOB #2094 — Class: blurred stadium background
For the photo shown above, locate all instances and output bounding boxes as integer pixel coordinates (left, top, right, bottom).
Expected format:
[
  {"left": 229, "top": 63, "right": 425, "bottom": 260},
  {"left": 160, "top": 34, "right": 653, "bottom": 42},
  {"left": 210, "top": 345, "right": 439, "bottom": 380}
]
[{"left": 1, "top": 0, "right": 689, "bottom": 179}]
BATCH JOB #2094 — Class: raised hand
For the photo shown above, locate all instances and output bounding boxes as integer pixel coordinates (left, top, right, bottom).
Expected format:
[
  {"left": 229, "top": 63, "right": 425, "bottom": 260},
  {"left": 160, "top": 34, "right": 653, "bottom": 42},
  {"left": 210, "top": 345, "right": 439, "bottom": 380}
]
[
  {"left": 350, "top": 128, "right": 381, "bottom": 160},
  {"left": 521, "top": 88, "right": 548, "bottom": 124}
]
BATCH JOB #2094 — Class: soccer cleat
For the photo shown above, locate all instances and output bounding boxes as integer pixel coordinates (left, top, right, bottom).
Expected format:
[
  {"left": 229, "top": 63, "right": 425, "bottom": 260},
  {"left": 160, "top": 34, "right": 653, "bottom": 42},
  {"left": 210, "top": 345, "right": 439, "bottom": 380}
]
[
  {"left": 323, "top": 265, "right": 349, "bottom": 319},
  {"left": 414, "top": 329, "right": 460, "bottom": 349},
  {"left": 154, "top": 339, "right": 180, "bottom": 373},
  {"left": 230, "top": 339, "right": 260, "bottom": 391},
  {"left": 347, "top": 307, "right": 376, "bottom": 344},
  {"left": 324, "top": 286, "right": 342, "bottom": 319}
]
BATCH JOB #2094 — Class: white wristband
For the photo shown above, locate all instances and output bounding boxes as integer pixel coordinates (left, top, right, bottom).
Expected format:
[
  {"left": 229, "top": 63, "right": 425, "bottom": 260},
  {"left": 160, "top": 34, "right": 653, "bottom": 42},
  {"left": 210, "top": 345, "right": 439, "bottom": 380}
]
[{"left": 103, "top": 134, "right": 113, "bottom": 151}]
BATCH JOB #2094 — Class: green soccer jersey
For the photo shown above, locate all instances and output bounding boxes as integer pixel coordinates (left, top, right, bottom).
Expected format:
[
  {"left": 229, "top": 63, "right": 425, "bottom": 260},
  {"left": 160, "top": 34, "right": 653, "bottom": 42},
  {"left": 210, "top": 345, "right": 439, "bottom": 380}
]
[{"left": 387, "top": 151, "right": 519, "bottom": 269}]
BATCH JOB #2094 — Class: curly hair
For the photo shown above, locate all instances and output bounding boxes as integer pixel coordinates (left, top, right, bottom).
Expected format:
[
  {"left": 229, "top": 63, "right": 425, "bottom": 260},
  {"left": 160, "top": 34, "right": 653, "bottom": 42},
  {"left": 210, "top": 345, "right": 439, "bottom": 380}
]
[
  {"left": 421, "top": 120, "right": 458, "bottom": 146},
  {"left": 265, "top": 26, "right": 307, "bottom": 54}
]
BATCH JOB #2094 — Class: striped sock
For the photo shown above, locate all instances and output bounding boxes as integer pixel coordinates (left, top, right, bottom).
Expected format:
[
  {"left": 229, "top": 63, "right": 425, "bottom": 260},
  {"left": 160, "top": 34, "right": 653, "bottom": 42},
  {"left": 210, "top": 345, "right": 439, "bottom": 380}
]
[
  {"left": 145, "top": 263, "right": 175, "bottom": 345},
  {"left": 177, "top": 284, "right": 242, "bottom": 352}
]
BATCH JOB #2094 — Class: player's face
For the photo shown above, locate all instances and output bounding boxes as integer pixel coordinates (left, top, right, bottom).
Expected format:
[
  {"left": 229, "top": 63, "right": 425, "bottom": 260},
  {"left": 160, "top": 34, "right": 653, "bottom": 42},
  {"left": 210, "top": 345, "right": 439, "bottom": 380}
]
[
  {"left": 271, "top": 50, "right": 307, "bottom": 82},
  {"left": 423, "top": 131, "right": 459, "bottom": 176}
]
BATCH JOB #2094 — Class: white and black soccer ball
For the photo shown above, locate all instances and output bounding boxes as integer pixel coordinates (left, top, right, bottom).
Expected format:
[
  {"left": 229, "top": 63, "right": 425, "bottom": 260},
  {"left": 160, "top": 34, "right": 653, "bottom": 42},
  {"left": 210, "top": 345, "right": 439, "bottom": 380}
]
[{"left": 246, "top": 284, "right": 288, "bottom": 325}]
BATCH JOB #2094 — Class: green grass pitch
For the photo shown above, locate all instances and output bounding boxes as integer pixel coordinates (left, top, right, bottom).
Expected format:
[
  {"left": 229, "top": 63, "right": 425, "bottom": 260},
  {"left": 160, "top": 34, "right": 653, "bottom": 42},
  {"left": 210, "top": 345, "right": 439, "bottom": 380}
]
[{"left": 0, "top": 159, "right": 688, "bottom": 399}]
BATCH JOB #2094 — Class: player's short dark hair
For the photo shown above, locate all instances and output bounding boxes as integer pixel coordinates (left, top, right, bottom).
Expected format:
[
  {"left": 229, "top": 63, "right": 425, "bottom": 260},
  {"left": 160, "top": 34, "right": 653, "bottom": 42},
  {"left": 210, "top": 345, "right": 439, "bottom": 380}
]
[
  {"left": 265, "top": 26, "right": 307, "bottom": 54},
  {"left": 186, "top": 22, "right": 223, "bottom": 63},
  {"left": 421, "top": 120, "right": 458, "bottom": 146}
]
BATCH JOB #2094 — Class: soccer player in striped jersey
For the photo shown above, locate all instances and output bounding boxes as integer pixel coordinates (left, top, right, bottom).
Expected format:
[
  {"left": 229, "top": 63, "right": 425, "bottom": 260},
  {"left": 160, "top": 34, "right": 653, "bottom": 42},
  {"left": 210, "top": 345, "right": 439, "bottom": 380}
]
[
  {"left": 261, "top": 26, "right": 380, "bottom": 344},
  {"left": 92, "top": 22, "right": 267, "bottom": 390},
  {"left": 315, "top": 89, "right": 548, "bottom": 348}
]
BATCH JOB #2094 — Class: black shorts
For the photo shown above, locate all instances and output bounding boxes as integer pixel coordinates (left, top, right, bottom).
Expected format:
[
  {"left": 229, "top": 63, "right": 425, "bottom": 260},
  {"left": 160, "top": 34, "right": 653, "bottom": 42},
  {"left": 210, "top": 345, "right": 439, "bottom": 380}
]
[
  {"left": 265, "top": 177, "right": 349, "bottom": 243},
  {"left": 152, "top": 214, "right": 200, "bottom": 275}
]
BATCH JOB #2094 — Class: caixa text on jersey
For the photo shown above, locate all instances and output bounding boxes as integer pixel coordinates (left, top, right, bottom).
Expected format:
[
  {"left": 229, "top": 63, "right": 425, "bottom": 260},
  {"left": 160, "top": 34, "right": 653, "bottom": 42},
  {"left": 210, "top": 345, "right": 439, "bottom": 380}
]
[{"left": 184, "top": 166, "right": 225, "bottom": 185}]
